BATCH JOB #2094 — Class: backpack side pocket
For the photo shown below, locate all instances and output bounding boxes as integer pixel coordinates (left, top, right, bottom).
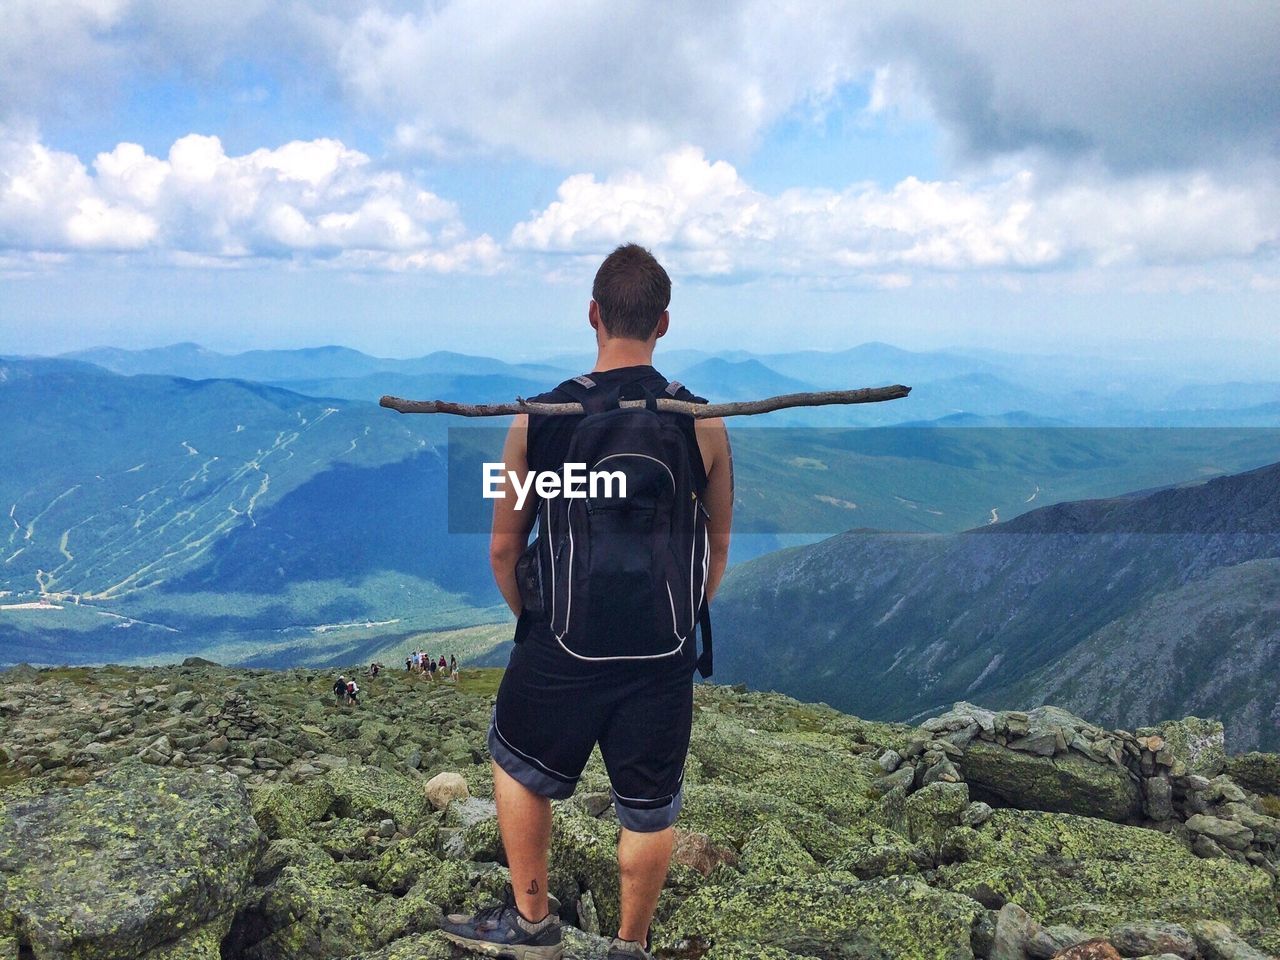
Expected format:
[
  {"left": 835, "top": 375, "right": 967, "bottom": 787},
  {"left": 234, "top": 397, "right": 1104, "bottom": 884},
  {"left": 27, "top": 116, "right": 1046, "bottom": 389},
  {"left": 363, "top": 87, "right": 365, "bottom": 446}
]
[{"left": 515, "top": 536, "right": 546, "bottom": 620}]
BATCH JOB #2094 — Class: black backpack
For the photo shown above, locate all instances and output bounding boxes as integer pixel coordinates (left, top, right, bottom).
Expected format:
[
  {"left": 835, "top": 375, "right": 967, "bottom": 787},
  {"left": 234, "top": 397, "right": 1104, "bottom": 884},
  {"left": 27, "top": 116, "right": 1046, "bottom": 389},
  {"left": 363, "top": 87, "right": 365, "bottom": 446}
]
[{"left": 516, "top": 374, "right": 713, "bottom": 678}]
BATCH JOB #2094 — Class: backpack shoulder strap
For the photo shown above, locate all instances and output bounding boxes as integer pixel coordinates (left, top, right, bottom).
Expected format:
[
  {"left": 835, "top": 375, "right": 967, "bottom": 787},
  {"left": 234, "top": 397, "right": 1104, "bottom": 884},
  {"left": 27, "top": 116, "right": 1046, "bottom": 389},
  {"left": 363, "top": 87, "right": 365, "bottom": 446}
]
[
  {"left": 554, "top": 374, "right": 620, "bottom": 415},
  {"left": 696, "top": 602, "right": 713, "bottom": 679}
]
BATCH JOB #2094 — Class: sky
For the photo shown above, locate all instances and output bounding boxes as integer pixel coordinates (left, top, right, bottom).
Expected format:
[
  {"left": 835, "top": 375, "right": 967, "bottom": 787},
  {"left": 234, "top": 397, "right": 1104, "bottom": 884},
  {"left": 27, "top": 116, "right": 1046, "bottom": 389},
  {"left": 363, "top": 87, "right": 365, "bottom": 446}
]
[{"left": 0, "top": 1, "right": 1277, "bottom": 368}]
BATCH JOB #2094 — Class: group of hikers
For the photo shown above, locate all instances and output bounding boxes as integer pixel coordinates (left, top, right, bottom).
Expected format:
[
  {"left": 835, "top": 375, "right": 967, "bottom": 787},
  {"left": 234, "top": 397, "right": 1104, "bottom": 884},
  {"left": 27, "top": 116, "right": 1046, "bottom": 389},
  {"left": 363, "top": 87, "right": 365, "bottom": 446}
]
[
  {"left": 407, "top": 649, "right": 458, "bottom": 681},
  {"left": 330, "top": 650, "right": 460, "bottom": 708},
  {"left": 332, "top": 675, "right": 361, "bottom": 707}
]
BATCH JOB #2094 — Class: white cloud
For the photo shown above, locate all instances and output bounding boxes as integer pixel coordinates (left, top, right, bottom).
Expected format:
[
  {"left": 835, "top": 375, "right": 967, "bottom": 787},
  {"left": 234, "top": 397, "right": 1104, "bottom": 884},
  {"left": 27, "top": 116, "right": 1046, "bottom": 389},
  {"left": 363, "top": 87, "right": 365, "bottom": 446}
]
[
  {"left": 316, "top": 1, "right": 1280, "bottom": 173},
  {"left": 5, "top": 2, "right": 1276, "bottom": 175},
  {"left": 0, "top": 129, "right": 498, "bottom": 270},
  {"left": 511, "top": 147, "right": 1280, "bottom": 285}
]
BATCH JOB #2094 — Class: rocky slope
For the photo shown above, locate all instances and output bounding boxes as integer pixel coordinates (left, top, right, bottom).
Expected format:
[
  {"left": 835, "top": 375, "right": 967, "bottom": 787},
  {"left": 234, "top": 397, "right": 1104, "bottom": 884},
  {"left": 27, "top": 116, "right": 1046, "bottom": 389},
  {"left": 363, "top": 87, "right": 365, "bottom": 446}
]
[
  {"left": 2, "top": 663, "right": 1279, "bottom": 959},
  {"left": 713, "top": 460, "right": 1280, "bottom": 750}
]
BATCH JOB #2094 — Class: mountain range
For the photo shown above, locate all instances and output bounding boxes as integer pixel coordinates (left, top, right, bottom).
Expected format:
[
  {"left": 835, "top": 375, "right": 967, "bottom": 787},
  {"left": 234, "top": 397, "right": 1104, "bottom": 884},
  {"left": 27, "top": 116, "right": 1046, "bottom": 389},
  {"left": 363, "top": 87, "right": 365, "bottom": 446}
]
[
  {"left": 59, "top": 339, "right": 1280, "bottom": 426},
  {"left": 4, "top": 341, "right": 1280, "bottom": 693}
]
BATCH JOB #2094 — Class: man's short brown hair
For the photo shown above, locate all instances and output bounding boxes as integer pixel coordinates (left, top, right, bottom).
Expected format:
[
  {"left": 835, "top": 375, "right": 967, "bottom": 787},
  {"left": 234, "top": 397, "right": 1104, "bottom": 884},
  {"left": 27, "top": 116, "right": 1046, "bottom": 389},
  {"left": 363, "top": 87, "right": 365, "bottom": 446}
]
[{"left": 592, "top": 243, "right": 671, "bottom": 341}]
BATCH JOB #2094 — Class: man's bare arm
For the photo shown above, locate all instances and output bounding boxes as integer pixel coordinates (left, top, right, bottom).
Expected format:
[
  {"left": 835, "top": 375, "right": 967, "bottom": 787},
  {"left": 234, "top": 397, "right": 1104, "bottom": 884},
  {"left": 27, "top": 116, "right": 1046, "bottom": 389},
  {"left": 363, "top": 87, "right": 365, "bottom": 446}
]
[
  {"left": 695, "top": 417, "right": 734, "bottom": 602},
  {"left": 489, "top": 414, "right": 537, "bottom": 617}
]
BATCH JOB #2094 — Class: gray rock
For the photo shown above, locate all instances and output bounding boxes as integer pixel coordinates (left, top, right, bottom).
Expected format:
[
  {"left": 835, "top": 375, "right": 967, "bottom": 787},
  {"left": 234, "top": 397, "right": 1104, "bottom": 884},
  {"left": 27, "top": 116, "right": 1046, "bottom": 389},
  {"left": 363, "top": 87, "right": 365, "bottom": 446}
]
[
  {"left": 1143, "top": 775, "right": 1175, "bottom": 821},
  {"left": 1189, "top": 919, "right": 1272, "bottom": 960},
  {"left": 922, "top": 757, "right": 963, "bottom": 786},
  {"left": 1192, "top": 834, "right": 1228, "bottom": 859},
  {"left": 1108, "top": 920, "right": 1196, "bottom": 958},
  {"left": 991, "top": 901, "right": 1039, "bottom": 960},
  {"left": 870, "top": 763, "right": 915, "bottom": 798},
  {"left": 577, "top": 888, "right": 601, "bottom": 935},
  {"left": 169, "top": 690, "right": 202, "bottom": 713},
  {"left": 1206, "top": 776, "right": 1248, "bottom": 804},
  {"left": 878, "top": 749, "right": 903, "bottom": 773},
  {"left": 962, "top": 739, "right": 1142, "bottom": 822},
  {"left": 442, "top": 795, "right": 496, "bottom": 829},
  {"left": 1026, "top": 925, "right": 1090, "bottom": 959},
  {"left": 962, "top": 801, "right": 994, "bottom": 827},
  {"left": 1185, "top": 814, "right": 1254, "bottom": 851},
  {"left": 1007, "top": 731, "right": 1060, "bottom": 757}
]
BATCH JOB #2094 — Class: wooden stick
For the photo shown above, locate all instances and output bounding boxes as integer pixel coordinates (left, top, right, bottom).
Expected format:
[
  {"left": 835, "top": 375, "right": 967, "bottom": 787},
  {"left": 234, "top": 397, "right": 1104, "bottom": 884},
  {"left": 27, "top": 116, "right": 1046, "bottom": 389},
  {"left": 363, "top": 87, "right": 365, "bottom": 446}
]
[{"left": 379, "top": 384, "right": 911, "bottom": 418}]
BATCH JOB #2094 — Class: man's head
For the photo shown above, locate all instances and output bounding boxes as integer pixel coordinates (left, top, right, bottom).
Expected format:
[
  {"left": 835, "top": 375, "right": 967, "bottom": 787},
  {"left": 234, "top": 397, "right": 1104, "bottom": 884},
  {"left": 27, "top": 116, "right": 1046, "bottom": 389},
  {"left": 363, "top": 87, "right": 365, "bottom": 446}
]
[{"left": 590, "top": 243, "right": 671, "bottom": 342}]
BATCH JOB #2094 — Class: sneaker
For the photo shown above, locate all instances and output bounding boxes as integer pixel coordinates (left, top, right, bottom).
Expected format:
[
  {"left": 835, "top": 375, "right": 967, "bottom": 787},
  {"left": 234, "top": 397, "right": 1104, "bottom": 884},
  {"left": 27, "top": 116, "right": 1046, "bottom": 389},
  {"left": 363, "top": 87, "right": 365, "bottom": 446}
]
[
  {"left": 440, "top": 885, "right": 563, "bottom": 960},
  {"left": 606, "top": 935, "right": 653, "bottom": 959}
]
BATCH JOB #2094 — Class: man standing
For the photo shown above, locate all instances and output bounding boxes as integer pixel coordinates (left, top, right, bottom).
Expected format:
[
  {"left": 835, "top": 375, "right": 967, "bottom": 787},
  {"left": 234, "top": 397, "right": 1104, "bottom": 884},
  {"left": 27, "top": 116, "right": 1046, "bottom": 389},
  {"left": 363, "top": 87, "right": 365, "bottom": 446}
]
[{"left": 441, "top": 244, "right": 734, "bottom": 960}]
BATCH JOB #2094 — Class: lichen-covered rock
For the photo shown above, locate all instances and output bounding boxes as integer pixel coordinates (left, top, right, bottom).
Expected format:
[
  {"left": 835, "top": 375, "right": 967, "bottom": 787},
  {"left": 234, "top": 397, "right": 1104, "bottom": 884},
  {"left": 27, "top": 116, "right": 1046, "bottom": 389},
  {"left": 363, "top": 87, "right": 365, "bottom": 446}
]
[
  {"left": 659, "top": 872, "right": 984, "bottom": 960},
  {"left": 340, "top": 929, "right": 454, "bottom": 960},
  {"left": 905, "top": 780, "right": 970, "bottom": 853},
  {"left": 827, "top": 830, "right": 930, "bottom": 880},
  {"left": 685, "top": 710, "right": 878, "bottom": 827},
  {"left": 0, "top": 761, "right": 261, "bottom": 959},
  {"left": 962, "top": 739, "right": 1142, "bottom": 822},
  {"left": 326, "top": 764, "right": 431, "bottom": 829},
  {"left": 228, "top": 843, "right": 380, "bottom": 960},
  {"left": 678, "top": 782, "right": 847, "bottom": 862},
  {"left": 933, "top": 809, "right": 1277, "bottom": 936},
  {"left": 1157, "top": 717, "right": 1226, "bottom": 778},
  {"left": 547, "top": 809, "right": 623, "bottom": 936},
  {"left": 250, "top": 780, "right": 336, "bottom": 840},
  {"left": 1224, "top": 753, "right": 1280, "bottom": 797},
  {"left": 737, "top": 821, "right": 819, "bottom": 878}
]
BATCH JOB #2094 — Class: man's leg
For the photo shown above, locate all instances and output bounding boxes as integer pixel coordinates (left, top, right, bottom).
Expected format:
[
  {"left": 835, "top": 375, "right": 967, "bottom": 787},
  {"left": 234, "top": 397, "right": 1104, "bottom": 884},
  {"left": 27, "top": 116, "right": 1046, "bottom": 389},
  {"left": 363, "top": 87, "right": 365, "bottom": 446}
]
[
  {"left": 616, "top": 825, "right": 674, "bottom": 944},
  {"left": 493, "top": 756, "right": 553, "bottom": 922}
]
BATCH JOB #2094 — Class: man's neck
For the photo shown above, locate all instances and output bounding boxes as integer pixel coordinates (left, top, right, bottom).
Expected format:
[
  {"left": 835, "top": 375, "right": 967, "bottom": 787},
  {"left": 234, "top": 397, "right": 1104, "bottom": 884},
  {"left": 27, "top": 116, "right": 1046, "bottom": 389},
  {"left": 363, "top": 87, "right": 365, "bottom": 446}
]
[{"left": 592, "top": 338, "right": 655, "bottom": 373}]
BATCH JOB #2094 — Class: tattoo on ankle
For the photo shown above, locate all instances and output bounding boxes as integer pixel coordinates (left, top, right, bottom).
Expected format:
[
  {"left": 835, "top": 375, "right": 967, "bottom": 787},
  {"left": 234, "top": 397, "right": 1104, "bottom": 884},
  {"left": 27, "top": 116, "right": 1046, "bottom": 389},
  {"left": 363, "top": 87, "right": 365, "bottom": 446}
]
[{"left": 526, "top": 878, "right": 539, "bottom": 896}]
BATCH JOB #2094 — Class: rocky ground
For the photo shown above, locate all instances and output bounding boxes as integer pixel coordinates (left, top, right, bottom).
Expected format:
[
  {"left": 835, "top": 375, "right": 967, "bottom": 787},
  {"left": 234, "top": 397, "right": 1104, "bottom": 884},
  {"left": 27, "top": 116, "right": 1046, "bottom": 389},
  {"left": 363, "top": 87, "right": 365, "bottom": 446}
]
[{"left": 2, "top": 661, "right": 1280, "bottom": 960}]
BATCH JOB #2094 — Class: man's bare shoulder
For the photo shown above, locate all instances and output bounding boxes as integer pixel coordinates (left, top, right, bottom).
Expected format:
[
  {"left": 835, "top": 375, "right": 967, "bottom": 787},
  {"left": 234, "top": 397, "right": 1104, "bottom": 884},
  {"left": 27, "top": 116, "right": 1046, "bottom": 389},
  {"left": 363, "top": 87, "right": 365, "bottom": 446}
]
[{"left": 693, "top": 415, "right": 729, "bottom": 470}]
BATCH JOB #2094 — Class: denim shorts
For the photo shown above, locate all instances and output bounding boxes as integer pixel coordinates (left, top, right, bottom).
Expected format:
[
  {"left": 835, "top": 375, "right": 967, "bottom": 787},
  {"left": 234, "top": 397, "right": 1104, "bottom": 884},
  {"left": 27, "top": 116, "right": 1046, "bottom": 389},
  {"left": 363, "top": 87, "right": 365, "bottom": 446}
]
[{"left": 487, "top": 617, "right": 696, "bottom": 832}]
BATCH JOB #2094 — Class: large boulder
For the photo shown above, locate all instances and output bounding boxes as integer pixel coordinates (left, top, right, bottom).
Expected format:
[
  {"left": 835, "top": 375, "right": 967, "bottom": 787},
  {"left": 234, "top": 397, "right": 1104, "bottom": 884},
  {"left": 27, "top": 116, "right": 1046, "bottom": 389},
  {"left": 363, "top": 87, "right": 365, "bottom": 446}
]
[
  {"left": 961, "top": 740, "right": 1141, "bottom": 822},
  {"left": 1224, "top": 752, "right": 1280, "bottom": 797},
  {"left": 0, "top": 762, "right": 262, "bottom": 959}
]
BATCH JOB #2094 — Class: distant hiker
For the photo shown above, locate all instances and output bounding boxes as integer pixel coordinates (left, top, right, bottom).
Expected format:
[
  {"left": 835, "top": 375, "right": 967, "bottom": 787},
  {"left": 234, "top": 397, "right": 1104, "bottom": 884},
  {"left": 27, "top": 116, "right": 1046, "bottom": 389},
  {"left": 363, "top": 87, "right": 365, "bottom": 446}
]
[
  {"left": 438, "top": 655, "right": 447, "bottom": 675},
  {"left": 333, "top": 676, "right": 347, "bottom": 707},
  {"left": 449, "top": 654, "right": 458, "bottom": 680},
  {"left": 412, "top": 650, "right": 421, "bottom": 671},
  {"left": 442, "top": 244, "right": 733, "bottom": 960},
  {"left": 345, "top": 678, "right": 360, "bottom": 706},
  {"left": 405, "top": 656, "right": 412, "bottom": 672},
  {"left": 426, "top": 657, "right": 437, "bottom": 680},
  {"left": 369, "top": 662, "right": 380, "bottom": 678}
]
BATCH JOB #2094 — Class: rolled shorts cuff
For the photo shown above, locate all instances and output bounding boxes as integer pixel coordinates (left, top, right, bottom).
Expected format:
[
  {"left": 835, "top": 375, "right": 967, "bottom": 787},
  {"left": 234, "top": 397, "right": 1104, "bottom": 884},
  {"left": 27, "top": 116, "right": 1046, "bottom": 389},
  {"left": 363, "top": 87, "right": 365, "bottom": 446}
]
[
  {"left": 611, "top": 778, "right": 684, "bottom": 832},
  {"left": 487, "top": 712, "right": 578, "bottom": 801}
]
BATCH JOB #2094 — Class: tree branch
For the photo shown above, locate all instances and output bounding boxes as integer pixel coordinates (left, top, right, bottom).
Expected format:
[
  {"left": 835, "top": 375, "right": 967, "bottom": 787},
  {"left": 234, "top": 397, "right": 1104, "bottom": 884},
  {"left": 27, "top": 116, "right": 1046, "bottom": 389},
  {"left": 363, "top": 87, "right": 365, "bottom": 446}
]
[{"left": 379, "top": 384, "right": 911, "bottom": 418}]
